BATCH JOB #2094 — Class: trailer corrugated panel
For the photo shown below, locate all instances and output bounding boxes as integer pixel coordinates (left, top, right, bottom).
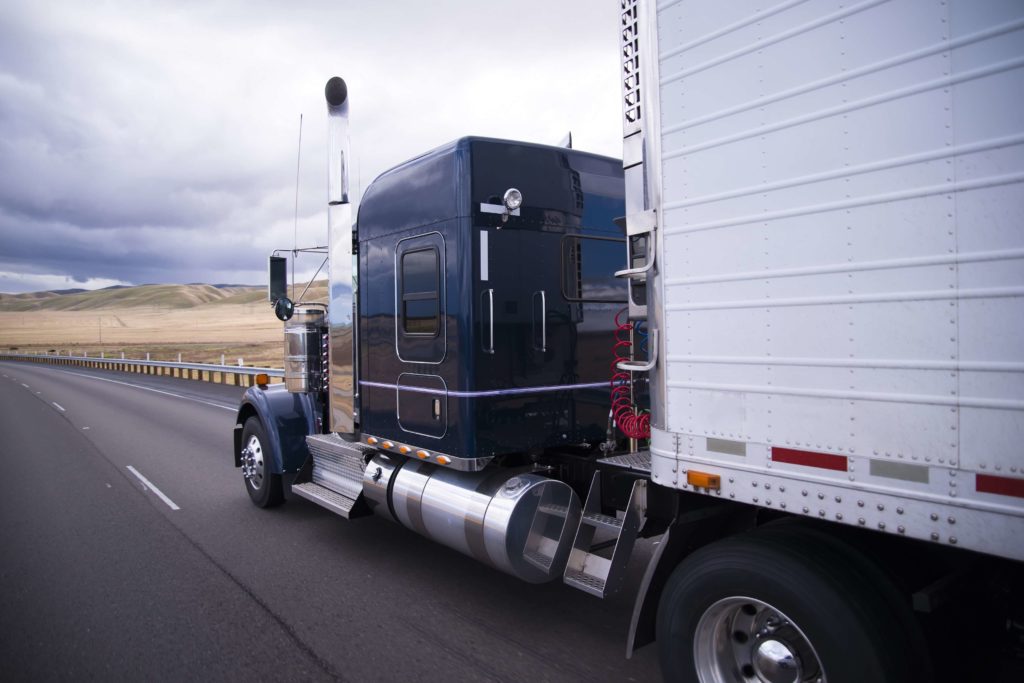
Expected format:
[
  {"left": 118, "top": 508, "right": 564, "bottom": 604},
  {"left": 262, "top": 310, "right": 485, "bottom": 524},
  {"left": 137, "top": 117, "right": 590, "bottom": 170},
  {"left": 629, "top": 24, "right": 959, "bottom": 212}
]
[{"left": 638, "top": 0, "right": 1024, "bottom": 559}]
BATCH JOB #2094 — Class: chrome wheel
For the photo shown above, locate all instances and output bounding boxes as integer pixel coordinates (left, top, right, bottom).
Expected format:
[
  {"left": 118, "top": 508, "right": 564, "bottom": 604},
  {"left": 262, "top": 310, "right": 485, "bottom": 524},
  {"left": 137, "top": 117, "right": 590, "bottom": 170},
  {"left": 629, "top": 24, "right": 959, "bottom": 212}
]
[
  {"left": 241, "top": 434, "right": 265, "bottom": 489},
  {"left": 694, "top": 597, "right": 824, "bottom": 683}
]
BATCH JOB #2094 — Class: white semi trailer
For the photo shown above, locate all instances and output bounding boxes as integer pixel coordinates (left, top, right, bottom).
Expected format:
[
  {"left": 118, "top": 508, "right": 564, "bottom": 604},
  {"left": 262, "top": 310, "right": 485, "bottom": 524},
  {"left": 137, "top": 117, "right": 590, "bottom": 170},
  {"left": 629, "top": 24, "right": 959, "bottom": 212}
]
[{"left": 237, "top": 2, "right": 1024, "bottom": 681}]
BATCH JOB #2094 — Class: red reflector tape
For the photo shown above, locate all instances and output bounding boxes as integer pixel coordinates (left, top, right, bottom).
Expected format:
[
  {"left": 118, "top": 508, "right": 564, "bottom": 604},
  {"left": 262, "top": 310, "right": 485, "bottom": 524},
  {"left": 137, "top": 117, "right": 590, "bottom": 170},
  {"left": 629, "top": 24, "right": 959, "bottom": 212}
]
[
  {"left": 976, "top": 474, "right": 1024, "bottom": 499},
  {"left": 771, "top": 447, "right": 848, "bottom": 472}
]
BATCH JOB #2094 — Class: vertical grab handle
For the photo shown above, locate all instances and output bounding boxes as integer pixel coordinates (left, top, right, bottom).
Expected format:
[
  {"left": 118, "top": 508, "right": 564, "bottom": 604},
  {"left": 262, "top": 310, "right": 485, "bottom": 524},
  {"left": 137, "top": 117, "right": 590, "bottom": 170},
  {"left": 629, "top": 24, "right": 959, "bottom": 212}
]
[
  {"left": 482, "top": 288, "right": 495, "bottom": 354},
  {"left": 532, "top": 290, "right": 547, "bottom": 352},
  {"left": 614, "top": 210, "right": 658, "bottom": 280}
]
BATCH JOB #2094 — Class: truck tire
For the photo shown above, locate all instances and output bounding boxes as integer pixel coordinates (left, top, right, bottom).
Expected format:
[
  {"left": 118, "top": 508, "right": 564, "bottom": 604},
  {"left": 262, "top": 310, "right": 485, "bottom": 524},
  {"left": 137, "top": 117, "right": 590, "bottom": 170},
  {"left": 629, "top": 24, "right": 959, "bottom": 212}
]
[
  {"left": 656, "top": 525, "right": 928, "bottom": 683},
  {"left": 240, "top": 416, "right": 283, "bottom": 508}
]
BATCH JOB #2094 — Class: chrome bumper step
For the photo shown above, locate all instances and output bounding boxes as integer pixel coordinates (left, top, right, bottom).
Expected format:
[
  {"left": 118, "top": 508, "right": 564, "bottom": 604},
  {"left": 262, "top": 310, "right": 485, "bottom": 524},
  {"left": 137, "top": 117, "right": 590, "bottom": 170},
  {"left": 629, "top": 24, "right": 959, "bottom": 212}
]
[
  {"left": 291, "top": 482, "right": 360, "bottom": 519},
  {"left": 292, "top": 433, "right": 374, "bottom": 519}
]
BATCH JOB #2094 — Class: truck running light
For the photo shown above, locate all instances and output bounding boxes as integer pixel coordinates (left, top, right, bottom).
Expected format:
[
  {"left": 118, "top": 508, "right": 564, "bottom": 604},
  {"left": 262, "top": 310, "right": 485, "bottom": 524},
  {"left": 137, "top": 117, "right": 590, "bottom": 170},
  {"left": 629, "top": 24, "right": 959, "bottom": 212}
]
[
  {"left": 416, "top": 450, "right": 430, "bottom": 459},
  {"left": 366, "top": 436, "right": 378, "bottom": 445},
  {"left": 255, "top": 373, "right": 269, "bottom": 386},
  {"left": 381, "top": 441, "right": 393, "bottom": 450},
  {"left": 687, "top": 471, "right": 721, "bottom": 490},
  {"left": 436, "top": 456, "right": 451, "bottom": 466},
  {"left": 399, "top": 445, "right": 410, "bottom": 454}
]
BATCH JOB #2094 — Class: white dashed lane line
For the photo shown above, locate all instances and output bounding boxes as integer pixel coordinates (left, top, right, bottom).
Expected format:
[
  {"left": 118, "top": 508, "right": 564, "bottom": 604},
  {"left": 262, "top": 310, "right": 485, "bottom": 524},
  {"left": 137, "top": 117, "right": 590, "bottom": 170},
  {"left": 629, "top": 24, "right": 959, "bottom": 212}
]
[
  {"left": 52, "top": 402, "right": 66, "bottom": 412},
  {"left": 126, "top": 466, "right": 180, "bottom": 511}
]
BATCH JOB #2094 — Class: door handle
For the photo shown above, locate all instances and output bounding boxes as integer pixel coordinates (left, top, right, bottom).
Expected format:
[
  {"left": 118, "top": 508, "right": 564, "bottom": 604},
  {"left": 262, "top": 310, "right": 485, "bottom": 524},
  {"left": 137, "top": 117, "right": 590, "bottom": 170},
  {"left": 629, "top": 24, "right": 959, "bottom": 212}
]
[
  {"left": 615, "top": 231, "right": 656, "bottom": 279},
  {"left": 482, "top": 288, "right": 495, "bottom": 354},
  {"left": 532, "top": 290, "right": 547, "bottom": 352},
  {"left": 615, "top": 210, "right": 657, "bottom": 280}
]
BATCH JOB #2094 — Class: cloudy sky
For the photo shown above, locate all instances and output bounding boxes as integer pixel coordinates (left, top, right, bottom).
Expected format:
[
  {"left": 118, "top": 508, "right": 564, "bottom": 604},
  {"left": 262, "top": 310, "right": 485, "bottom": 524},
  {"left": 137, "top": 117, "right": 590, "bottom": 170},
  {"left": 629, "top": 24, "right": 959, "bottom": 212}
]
[{"left": 0, "top": 0, "right": 623, "bottom": 293}]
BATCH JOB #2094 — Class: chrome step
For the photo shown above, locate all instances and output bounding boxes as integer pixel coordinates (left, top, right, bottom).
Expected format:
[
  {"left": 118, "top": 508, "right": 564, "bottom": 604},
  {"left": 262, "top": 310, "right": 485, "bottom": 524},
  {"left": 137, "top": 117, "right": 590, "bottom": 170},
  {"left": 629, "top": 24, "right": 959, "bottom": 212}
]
[
  {"left": 583, "top": 512, "right": 624, "bottom": 531},
  {"left": 524, "top": 549, "right": 554, "bottom": 573},
  {"left": 295, "top": 434, "right": 375, "bottom": 518},
  {"left": 291, "top": 482, "right": 359, "bottom": 519},
  {"left": 538, "top": 503, "right": 569, "bottom": 516},
  {"left": 563, "top": 472, "right": 646, "bottom": 599},
  {"left": 564, "top": 568, "right": 607, "bottom": 598}
]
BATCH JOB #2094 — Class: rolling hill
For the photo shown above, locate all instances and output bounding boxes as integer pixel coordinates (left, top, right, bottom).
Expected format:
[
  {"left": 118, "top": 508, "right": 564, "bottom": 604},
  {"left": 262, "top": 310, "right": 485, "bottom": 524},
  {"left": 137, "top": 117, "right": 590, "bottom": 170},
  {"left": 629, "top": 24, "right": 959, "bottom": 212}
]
[{"left": 0, "top": 282, "right": 328, "bottom": 312}]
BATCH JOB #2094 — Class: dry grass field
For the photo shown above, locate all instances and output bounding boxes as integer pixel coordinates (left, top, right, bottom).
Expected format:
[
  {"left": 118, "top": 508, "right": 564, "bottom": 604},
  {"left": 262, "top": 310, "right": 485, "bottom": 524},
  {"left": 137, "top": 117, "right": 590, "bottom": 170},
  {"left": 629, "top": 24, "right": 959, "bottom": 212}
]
[{"left": 0, "top": 282, "right": 328, "bottom": 368}]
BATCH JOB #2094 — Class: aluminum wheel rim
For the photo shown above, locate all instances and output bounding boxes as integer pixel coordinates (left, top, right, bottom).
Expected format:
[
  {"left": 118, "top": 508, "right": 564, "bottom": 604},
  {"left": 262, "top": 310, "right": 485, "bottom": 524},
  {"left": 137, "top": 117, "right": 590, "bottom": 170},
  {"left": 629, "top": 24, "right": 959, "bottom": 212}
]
[
  {"left": 242, "top": 434, "right": 265, "bottom": 489},
  {"left": 693, "top": 596, "right": 825, "bottom": 683}
]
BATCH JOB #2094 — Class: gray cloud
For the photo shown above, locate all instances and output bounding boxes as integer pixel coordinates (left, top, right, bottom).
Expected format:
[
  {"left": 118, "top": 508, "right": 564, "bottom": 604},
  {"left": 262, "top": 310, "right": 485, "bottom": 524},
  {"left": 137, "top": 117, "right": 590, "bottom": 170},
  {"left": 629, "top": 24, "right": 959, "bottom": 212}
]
[{"left": 0, "top": 0, "right": 622, "bottom": 293}]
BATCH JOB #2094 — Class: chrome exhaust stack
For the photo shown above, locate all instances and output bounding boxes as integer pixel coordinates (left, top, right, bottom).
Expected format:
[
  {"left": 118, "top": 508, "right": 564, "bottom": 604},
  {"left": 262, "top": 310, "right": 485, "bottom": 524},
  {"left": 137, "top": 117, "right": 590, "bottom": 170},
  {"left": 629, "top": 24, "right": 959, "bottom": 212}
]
[{"left": 325, "top": 76, "right": 356, "bottom": 433}]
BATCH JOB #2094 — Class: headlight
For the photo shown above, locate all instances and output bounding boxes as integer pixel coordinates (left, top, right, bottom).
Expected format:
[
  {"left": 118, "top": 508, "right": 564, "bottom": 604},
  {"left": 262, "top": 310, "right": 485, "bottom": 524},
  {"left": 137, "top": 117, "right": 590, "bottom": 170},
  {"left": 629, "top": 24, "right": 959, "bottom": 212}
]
[{"left": 503, "top": 187, "right": 523, "bottom": 211}]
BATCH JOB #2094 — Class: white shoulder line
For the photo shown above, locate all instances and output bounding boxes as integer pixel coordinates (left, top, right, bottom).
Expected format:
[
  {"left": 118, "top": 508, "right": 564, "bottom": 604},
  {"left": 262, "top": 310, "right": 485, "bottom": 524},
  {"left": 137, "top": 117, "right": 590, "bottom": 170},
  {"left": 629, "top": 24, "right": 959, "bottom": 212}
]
[{"left": 58, "top": 370, "right": 236, "bottom": 412}]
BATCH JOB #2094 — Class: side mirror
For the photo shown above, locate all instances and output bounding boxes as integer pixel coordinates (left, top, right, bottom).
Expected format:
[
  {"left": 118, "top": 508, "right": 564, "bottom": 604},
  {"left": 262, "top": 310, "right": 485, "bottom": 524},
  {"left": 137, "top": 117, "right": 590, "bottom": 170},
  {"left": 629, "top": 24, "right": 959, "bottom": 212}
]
[
  {"left": 268, "top": 255, "right": 288, "bottom": 303},
  {"left": 274, "top": 297, "right": 295, "bottom": 321}
]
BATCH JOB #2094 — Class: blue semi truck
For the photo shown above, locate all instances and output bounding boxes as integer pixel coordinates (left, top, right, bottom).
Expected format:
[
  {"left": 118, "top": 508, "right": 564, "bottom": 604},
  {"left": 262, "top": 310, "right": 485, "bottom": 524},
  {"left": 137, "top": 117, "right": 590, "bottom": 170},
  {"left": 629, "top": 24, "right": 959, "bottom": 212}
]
[{"left": 235, "top": 2, "right": 1024, "bottom": 680}]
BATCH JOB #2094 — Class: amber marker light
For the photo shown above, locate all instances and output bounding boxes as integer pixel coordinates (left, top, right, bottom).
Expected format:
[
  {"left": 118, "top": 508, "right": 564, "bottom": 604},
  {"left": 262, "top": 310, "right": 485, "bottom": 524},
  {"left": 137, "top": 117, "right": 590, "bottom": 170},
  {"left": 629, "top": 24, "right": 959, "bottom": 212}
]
[
  {"left": 398, "top": 445, "right": 410, "bottom": 454},
  {"left": 366, "top": 436, "right": 379, "bottom": 445},
  {"left": 687, "top": 470, "right": 721, "bottom": 490},
  {"left": 255, "top": 373, "right": 269, "bottom": 386},
  {"left": 436, "top": 456, "right": 451, "bottom": 466},
  {"left": 416, "top": 450, "right": 430, "bottom": 459},
  {"left": 381, "top": 441, "right": 394, "bottom": 450}
]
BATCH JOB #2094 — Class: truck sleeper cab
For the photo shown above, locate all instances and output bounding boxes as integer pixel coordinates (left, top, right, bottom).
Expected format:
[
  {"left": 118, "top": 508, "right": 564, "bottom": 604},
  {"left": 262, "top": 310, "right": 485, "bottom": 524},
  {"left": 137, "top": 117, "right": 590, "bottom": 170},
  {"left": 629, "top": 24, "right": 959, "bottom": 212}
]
[{"left": 357, "top": 137, "right": 628, "bottom": 469}]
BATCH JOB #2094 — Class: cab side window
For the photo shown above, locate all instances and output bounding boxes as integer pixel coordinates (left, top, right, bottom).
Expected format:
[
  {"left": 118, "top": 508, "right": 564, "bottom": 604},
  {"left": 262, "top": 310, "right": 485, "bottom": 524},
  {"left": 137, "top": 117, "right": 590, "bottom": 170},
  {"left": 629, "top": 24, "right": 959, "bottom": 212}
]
[
  {"left": 396, "top": 232, "right": 446, "bottom": 364},
  {"left": 401, "top": 248, "right": 439, "bottom": 336}
]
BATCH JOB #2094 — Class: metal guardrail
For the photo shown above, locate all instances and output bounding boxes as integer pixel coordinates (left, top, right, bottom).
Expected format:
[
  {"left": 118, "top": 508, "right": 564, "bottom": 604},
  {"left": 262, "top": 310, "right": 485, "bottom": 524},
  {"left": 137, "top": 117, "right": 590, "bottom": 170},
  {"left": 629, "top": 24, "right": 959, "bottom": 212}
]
[{"left": 0, "top": 352, "right": 284, "bottom": 387}]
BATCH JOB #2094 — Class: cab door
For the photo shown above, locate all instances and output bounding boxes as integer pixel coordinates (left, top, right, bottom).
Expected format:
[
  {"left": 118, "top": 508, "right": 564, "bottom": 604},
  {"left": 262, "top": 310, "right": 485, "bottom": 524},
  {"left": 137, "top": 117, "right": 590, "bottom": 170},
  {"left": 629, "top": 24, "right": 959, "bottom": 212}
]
[{"left": 395, "top": 231, "right": 448, "bottom": 439}]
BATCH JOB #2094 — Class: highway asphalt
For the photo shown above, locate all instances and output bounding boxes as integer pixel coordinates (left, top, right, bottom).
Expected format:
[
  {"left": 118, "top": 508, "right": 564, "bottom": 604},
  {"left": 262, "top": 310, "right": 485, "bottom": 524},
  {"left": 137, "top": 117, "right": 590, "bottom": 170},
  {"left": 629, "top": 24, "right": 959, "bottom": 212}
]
[{"left": 0, "top": 360, "right": 661, "bottom": 682}]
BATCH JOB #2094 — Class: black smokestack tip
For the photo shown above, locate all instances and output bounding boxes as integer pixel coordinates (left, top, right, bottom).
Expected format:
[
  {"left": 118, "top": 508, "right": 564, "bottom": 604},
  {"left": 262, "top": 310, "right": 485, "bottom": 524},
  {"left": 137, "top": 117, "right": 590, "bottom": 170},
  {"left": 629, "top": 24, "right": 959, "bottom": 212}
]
[{"left": 325, "top": 76, "right": 348, "bottom": 106}]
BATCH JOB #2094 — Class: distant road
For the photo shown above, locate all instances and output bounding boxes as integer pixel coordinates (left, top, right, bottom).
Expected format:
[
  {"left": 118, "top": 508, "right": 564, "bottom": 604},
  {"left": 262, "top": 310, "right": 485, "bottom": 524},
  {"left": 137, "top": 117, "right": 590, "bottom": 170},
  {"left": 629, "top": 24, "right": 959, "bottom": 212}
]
[{"left": 0, "top": 361, "right": 661, "bottom": 682}]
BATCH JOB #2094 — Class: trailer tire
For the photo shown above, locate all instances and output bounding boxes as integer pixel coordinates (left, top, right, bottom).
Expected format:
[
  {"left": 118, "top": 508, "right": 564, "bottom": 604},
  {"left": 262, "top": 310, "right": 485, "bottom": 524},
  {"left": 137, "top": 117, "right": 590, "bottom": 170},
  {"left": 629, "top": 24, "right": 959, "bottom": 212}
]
[
  {"left": 240, "top": 416, "right": 283, "bottom": 508},
  {"left": 656, "top": 525, "right": 927, "bottom": 683}
]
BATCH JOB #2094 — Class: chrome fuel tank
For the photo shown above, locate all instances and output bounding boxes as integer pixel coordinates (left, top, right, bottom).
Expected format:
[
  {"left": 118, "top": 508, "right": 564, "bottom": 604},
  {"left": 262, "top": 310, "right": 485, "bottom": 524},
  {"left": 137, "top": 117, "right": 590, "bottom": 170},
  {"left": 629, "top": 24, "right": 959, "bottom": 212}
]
[{"left": 368, "top": 457, "right": 581, "bottom": 583}]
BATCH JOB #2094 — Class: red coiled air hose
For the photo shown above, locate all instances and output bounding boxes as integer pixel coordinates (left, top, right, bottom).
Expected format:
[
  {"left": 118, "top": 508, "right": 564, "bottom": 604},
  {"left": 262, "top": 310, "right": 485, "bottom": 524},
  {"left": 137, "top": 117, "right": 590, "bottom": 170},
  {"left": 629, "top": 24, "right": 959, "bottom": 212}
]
[{"left": 610, "top": 308, "right": 650, "bottom": 439}]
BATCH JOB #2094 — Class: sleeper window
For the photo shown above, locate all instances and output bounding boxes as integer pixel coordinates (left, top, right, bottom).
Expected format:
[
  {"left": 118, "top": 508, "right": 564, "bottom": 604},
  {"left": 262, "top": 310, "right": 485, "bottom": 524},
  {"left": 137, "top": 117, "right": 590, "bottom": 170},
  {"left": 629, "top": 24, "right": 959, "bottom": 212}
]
[{"left": 401, "top": 248, "right": 439, "bottom": 335}]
